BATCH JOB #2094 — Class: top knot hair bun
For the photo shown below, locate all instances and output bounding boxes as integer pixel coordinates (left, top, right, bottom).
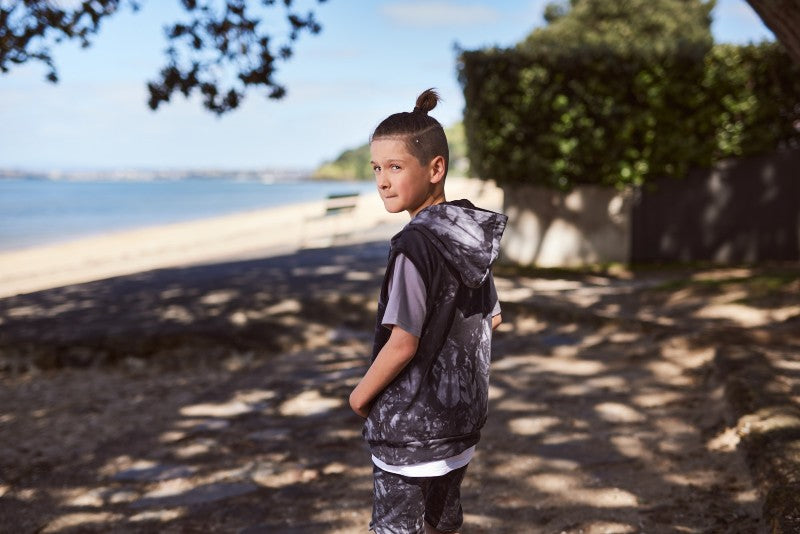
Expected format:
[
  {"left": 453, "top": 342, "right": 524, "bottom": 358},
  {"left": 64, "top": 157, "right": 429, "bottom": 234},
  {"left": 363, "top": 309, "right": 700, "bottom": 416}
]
[{"left": 413, "top": 88, "right": 440, "bottom": 114}]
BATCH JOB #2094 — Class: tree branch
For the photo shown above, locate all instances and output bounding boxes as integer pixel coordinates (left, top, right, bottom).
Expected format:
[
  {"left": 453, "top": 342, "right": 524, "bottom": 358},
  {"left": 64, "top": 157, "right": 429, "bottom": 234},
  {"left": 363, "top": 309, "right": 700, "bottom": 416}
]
[{"left": 0, "top": 0, "right": 326, "bottom": 114}]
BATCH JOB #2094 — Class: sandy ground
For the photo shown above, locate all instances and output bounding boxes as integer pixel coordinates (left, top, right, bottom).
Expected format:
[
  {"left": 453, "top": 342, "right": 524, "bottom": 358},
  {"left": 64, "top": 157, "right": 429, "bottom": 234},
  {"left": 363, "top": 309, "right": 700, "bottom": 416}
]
[{"left": 1, "top": 179, "right": 798, "bottom": 533}]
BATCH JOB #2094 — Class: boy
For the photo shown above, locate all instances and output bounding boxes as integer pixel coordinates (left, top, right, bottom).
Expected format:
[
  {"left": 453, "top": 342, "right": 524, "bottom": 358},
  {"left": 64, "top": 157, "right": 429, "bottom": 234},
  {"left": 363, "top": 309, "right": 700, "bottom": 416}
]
[{"left": 350, "top": 89, "right": 507, "bottom": 534}]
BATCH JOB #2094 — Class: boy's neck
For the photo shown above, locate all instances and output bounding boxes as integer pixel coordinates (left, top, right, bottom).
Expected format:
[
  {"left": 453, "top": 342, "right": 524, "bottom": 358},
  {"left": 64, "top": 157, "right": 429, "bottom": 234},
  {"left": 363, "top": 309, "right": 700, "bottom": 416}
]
[{"left": 409, "top": 192, "right": 446, "bottom": 218}]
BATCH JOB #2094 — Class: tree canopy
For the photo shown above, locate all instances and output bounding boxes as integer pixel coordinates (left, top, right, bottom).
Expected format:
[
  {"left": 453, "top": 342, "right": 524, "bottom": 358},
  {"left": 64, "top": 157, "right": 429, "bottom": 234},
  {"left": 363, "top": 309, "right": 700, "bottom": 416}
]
[
  {"left": 0, "top": 0, "right": 326, "bottom": 115},
  {"left": 528, "top": 0, "right": 800, "bottom": 65},
  {"left": 521, "top": 0, "right": 714, "bottom": 57}
]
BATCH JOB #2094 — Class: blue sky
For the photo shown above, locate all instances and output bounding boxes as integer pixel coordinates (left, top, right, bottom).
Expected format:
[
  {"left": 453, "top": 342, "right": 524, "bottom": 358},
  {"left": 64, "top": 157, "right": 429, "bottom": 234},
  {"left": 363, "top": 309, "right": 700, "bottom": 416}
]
[{"left": 0, "top": 0, "right": 774, "bottom": 172}]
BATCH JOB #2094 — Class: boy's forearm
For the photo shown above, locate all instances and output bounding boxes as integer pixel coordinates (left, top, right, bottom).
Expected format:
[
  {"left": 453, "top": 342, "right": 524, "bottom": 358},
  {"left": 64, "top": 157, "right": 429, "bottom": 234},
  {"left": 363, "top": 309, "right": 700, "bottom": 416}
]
[{"left": 350, "top": 330, "right": 418, "bottom": 418}]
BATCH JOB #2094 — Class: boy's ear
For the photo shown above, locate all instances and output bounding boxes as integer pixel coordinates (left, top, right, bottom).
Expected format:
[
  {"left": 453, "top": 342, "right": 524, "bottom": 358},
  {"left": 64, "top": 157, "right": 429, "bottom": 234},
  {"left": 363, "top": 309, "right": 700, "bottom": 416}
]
[{"left": 429, "top": 155, "right": 446, "bottom": 184}]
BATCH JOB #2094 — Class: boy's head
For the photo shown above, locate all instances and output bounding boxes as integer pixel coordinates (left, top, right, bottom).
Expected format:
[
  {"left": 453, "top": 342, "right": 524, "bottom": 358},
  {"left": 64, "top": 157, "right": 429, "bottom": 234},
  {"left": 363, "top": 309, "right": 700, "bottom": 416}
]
[{"left": 370, "top": 88, "right": 450, "bottom": 180}]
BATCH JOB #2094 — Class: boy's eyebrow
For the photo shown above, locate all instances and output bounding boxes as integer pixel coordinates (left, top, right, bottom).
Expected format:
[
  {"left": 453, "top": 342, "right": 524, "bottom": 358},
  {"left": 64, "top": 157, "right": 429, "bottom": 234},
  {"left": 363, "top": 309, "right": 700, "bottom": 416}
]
[{"left": 369, "top": 157, "right": 407, "bottom": 164}]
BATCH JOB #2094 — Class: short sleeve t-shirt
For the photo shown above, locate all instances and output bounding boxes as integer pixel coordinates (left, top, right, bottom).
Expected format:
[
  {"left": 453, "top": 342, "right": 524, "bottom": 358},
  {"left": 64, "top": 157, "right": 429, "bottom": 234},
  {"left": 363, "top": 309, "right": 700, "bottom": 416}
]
[{"left": 382, "top": 253, "right": 500, "bottom": 337}]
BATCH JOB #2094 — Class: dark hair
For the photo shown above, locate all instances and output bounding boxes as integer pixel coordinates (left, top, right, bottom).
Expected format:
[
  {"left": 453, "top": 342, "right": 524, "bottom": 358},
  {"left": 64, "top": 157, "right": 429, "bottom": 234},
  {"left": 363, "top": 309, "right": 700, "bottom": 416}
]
[{"left": 370, "top": 88, "right": 449, "bottom": 177}]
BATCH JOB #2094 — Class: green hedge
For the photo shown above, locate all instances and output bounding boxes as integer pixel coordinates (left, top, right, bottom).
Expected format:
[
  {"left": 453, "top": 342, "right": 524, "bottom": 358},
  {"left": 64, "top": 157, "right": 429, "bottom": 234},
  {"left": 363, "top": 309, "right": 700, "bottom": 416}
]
[
  {"left": 706, "top": 44, "right": 800, "bottom": 158},
  {"left": 458, "top": 42, "right": 800, "bottom": 190}
]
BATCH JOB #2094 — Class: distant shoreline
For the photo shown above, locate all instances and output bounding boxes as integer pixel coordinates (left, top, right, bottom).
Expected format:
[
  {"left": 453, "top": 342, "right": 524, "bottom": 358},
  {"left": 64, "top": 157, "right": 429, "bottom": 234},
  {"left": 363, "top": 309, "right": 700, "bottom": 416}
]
[
  {"left": 0, "top": 168, "right": 312, "bottom": 182},
  {"left": 0, "top": 178, "right": 376, "bottom": 253}
]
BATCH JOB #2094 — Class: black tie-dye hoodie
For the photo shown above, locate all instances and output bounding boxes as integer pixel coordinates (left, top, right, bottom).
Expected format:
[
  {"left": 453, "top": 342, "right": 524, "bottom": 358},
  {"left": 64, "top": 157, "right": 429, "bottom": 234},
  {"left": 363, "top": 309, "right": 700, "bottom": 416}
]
[{"left": 363, "top": 198, "right": 508, "bottom": 465}]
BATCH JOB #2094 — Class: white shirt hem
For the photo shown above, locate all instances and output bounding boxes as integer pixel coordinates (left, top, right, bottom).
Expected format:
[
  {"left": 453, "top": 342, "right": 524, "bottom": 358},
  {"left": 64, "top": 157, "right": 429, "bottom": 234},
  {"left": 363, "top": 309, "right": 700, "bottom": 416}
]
[{"left": 371, "top": 445, "right": 475, "bottom": 477}]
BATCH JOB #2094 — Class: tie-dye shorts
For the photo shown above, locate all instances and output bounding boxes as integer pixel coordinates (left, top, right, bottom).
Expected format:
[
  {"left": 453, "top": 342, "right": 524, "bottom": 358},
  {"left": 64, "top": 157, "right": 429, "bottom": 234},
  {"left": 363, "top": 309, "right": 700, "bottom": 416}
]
[{"left": 369, "top": 463, "right": 468, "bottom": 534}]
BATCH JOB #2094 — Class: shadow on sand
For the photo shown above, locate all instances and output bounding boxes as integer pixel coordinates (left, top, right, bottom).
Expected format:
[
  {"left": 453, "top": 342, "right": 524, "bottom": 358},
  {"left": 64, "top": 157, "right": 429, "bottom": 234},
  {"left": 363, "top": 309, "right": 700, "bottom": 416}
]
[{"left": 2, "top": 241, "right": 797, "bottom": 532}]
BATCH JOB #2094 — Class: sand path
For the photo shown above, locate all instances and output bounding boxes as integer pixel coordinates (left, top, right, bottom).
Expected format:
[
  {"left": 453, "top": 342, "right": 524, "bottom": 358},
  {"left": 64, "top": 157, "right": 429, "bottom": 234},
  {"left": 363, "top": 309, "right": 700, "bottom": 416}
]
[{"left": 3, "top": 239, "right": 789, "bottom": 532}]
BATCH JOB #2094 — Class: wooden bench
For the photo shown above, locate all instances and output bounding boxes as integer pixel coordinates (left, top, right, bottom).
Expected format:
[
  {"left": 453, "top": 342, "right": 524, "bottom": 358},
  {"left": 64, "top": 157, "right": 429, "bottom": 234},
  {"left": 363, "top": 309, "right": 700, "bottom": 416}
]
[
  {"left": 301, "top": 191, "right": 361, "bottom": 247},
  {"left": 321, "top": 192, "right": 360, "bottom": 216}
]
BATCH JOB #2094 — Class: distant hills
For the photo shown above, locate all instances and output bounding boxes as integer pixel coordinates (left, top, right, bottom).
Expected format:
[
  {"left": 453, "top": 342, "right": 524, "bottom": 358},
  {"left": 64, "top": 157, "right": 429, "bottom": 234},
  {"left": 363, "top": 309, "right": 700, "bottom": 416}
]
[{"left": 312, "top": 122, "right": 470, "bottom": 181}]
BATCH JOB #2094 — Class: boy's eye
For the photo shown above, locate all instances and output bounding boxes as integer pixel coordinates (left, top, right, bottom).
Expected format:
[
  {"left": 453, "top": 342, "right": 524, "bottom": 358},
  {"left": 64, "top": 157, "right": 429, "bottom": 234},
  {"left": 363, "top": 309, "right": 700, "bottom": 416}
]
[
  {"left": 372, "top": 165, "right": 380, "bottom": 172},
  {"left": 391, "top": 164, "right": 401, "bottom": 170}
]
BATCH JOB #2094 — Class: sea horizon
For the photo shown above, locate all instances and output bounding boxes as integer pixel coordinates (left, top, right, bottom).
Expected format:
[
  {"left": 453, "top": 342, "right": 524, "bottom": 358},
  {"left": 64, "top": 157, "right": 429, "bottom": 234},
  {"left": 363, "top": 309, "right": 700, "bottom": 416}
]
[{"left": 0, "top": 175, "right": 375, "bottom": 253}]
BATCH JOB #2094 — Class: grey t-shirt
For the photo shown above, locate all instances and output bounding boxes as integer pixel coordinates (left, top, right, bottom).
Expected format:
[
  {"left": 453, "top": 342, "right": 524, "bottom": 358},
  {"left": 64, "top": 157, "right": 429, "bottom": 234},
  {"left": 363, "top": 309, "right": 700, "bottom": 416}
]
[{"left": 383, "top": 253, "right": 500, "bottom": 337}]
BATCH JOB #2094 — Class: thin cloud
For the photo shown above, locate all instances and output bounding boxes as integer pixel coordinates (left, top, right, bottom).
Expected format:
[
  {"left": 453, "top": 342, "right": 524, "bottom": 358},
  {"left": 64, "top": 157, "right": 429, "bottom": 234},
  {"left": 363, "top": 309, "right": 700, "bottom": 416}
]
[{"left": 380, "top": 1, "right": 500, "bottom": 28}]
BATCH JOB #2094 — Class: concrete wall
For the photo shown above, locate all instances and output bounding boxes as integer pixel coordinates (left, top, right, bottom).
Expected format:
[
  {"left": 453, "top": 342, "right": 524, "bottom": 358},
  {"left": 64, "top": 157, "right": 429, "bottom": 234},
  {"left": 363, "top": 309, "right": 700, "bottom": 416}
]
[
  {"left": 500, "top": 183, "right": 632, "bottom": 267},
  {"left": 499, "top": 148, "right": 800, "bottom": 267}
]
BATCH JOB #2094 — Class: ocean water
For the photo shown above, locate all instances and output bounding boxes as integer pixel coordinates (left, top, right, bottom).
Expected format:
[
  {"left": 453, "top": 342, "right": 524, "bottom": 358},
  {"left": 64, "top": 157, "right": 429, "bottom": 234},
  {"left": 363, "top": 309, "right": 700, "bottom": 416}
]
[{"left": 0, "top": 177, "right": 376, "bottom": 252}]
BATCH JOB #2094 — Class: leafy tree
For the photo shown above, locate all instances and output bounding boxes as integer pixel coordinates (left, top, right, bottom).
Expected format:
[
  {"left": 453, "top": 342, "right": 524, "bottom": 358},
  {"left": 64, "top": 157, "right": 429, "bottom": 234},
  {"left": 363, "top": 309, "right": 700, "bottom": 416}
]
[
  {"left": 0, "top": 0, "right": 326, "bottom": 115},
  {"left": 745, "top": 0, "right": 800, "bottom": 64},
  {"left": 533, "top": 0, "right": 799, "bottom": 65},
  {"left": 313, "top": 144, "right": 372, "bottom": 180},
  {"left": 521, "top": 0, "right": 714, "bottom": 57}
]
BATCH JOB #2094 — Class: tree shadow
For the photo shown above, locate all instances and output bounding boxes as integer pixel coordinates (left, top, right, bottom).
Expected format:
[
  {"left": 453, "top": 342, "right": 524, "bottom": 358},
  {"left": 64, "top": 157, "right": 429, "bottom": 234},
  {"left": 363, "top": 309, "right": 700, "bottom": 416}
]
[
  {"left": 1, "top": 241, "right": 795, "bottom": 532},
  {"left": 1, "top": 240, "right": 392, "bottom": 531},
  {"left": 471, "top": 301, "right": 763, "bottom": 532},
  {"left": 631, "top": 148, "right": 800, "bottom": 264},
  {"left": 0, "top": 241, "right": 389, "bottom": 373}
]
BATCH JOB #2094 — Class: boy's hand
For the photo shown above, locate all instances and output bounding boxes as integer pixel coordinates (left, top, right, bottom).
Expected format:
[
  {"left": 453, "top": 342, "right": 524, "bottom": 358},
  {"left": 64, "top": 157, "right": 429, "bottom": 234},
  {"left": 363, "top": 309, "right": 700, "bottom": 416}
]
[{"left": 349, "top": 325, "right": 419, "bottom": 419}]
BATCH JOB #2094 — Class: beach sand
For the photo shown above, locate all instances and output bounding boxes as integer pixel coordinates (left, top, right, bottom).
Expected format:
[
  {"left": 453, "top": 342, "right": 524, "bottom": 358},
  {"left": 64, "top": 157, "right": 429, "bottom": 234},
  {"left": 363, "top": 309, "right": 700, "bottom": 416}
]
[
  {"left": 0, "top": 177, "right": 503, "bottom": 299},
  {"left": 1, "top": 233, "right": 788, "bottom": 531}
]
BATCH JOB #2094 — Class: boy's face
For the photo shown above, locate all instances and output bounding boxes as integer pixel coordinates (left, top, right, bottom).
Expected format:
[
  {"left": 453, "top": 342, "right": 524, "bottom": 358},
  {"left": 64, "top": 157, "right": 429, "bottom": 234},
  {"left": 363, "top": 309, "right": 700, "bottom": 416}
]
[{"left": 370, "top": 137, "right": 443, "bottom": 218}]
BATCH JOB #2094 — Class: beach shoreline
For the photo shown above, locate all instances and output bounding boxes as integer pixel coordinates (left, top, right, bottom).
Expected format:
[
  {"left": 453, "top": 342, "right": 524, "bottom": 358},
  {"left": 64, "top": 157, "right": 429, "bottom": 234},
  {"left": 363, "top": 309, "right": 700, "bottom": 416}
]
[{"left": 0, "top": 177, "right": 503, "bottom": 299}]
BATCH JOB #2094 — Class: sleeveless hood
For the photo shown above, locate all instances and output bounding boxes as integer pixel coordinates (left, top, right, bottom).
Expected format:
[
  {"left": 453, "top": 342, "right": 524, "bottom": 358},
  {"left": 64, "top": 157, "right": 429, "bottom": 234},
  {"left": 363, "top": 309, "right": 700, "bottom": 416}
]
[{"left": 401, "top": 199, "right": 508, "bottom": 288}]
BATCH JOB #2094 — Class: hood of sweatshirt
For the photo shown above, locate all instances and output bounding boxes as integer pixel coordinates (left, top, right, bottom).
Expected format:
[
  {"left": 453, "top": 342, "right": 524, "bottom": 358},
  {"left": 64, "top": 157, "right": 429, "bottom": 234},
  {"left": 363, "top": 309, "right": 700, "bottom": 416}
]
[{"left": 401, "top": 199, "right": 508, "bottom": 288}]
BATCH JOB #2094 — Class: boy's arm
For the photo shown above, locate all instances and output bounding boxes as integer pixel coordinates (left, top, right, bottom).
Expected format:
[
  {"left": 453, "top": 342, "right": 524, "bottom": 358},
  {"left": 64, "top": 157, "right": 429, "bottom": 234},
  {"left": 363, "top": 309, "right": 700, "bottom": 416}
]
[{"left": 349, "top": 325, "right": 419, "bottom": 418}]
